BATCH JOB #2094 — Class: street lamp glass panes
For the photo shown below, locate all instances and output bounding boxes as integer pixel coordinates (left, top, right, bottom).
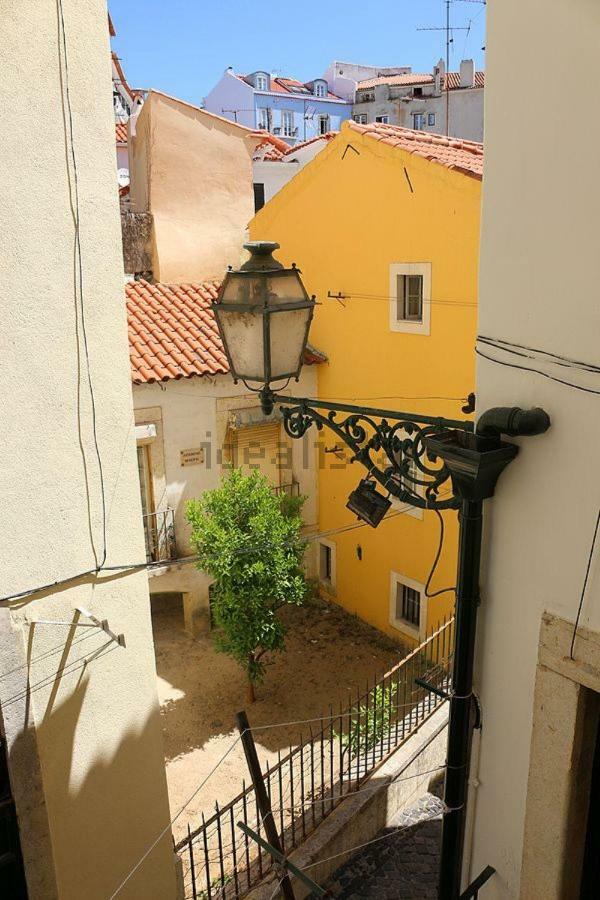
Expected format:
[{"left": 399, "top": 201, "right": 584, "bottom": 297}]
[{"left": 267, "top": 271, "right": 311, "bottom": 379}]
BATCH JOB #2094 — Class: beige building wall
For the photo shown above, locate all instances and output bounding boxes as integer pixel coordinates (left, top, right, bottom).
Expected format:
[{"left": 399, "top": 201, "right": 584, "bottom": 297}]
[
  {"left": 466, "top": 1, "right": 600, "bottom": 896},
  {"left": 130, "top": 91, "right": 261, "bottom": 282},
  {"left": 1, "top": 2, "right": 175, "bottom": 898},
  {"left": 133, "top": 368, "right": 320, "bottom": 635}
]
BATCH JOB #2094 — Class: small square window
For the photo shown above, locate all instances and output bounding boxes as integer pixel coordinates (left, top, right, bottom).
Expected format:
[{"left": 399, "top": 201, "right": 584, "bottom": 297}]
[
  {"left": 375, "top": 115, "right": 389, "bottom": 124},
  {"left": 353, "top": 114, "right": 367, "bottom": 124},
  {"left": 396, "top": 583, "right": 421, "bottom": 627},
  {"left": 428, "top": 112, "right": 436, "bottom": 126},
  {"left": 255, "top": 74, "right": 268, "bottom": 91},
  {"left": 314, "top": 82, "right": 326, "bottom": 97},
  {"left": 397, "top": 274, "right": 423, "bottom": 322},
  {"left": 318, "top": 114, "right": 330, "bottom": 135},
  {"left": 389, "top": 263, "right": 431, "bottom": 336},
  {"left": 319, "top": 540, "right": 336, "bottom": 592},
  {"left": 390, "top": 572, "right": 425, "bottom": 638},
  {"left": 413, "top": 113, "right": 426, "bottom": 130},
  {"left": 413, "top": 87, "right": 423, "bottom": 98}
]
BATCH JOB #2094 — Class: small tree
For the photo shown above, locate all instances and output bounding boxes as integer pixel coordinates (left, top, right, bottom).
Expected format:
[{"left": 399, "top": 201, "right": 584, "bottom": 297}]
[{"left": 186, "top": 469, "right": 307, "bottom": 702}]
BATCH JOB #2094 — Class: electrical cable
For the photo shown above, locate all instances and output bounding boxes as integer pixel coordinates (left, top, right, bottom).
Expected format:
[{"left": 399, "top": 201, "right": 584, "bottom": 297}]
[
  {"left": 477, "top": 335, "right": 600, "bottom": 375},
  {"left": 424, "top": 509, "right": 456, "bottom": 598},
  {"left": 475, "top": 348, "right": 600, "bottom": 396},
  {"left": 570, "top": 506, "right": 600, "bottom": 660},
  {"left": 0, "top": 506, "right": 413, "bottom": 604},
  {"left": 57, "top": 0, "right": 108, "bottom": 568}
]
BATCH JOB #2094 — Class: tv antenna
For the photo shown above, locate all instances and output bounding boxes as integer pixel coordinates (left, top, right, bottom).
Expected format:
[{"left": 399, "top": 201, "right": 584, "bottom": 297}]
[{"left": 417, "top": 0, "right": 484, "bottom": 136}]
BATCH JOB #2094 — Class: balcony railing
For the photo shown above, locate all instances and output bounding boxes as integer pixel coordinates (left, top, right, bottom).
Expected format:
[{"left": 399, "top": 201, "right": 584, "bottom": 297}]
[
  {"left": 273, "top": 481, "right": 300, "bottom": 498},
  {"left": 142, "top": 507, "right": 176, "bottom": 563}
]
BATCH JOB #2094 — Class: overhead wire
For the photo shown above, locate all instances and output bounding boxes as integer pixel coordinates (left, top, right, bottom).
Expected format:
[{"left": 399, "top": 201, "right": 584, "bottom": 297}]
[
  {"left": 570, "top": 506, "right": 600, "bottom": 660},
  {"left": 475, "top": 347, "right": 600, "bottom": 396},
  {"left": 57, "top": 0, "right": 108, "bottom": 568}
]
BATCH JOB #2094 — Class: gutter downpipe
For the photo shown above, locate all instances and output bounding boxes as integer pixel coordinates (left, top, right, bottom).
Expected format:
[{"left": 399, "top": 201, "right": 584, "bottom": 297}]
[{"left": 427, "top": 406, "right": 550, "bottom": 899}]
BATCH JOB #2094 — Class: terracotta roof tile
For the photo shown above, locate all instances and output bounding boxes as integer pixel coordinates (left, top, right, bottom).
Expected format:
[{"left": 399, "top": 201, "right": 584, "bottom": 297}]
[
  {"left": 357, "top": 71, "right": 484, "bottom": 91},
  {"left": 254, "top": 132, "right": 337, "bottom": 162},
  {"left": 358, "top": 73, "right": 434, "bottom": 89},
  {"left": 127, "top": 279, "right": 326, "bottom": 385},
  {"left": 115, "top": 123, "right": 128, "bottom": 143},
  {"left": 346, "top": 120, "right": 483, "bottom": 179}
]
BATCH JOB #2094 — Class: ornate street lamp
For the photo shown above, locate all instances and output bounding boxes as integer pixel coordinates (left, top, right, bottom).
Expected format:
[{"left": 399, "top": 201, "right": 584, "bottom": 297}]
[
  {"left": 213, "top": 242, "right": 316, "bottom": 414},
  {"left": 213, "top": 243, "right": 550, "bottom": 900}
]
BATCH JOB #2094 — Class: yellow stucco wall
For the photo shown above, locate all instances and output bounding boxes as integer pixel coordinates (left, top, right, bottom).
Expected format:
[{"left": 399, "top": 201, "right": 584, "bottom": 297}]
[
  {"left": 130, "top": 91, "right": 260, "bottom": 282},
  {"left": 2, "top": 2, "right": 175, "bottom": 898},
  {"left": 249, "top": 121, "right": 480, "bottom": 643}
]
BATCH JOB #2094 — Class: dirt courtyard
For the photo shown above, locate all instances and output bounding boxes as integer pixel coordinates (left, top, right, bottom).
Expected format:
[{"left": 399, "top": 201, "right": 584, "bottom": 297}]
[{"left": 151, "top": 595, "right": 406, "bottom": 842}]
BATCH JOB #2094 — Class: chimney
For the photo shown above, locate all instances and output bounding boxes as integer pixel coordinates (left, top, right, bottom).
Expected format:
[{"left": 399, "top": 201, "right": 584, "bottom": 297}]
[
  {"left": 434, "top": 58, "right": 445, "bottom": 93},
  {"left": 459, "top": 58, "right": 475, "bottom": 88}
]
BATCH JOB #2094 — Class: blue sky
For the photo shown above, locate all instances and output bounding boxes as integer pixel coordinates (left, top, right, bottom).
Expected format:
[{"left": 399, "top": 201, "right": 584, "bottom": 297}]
[{"left": 110, "top": 0, "right": 486, "bottom": 104}]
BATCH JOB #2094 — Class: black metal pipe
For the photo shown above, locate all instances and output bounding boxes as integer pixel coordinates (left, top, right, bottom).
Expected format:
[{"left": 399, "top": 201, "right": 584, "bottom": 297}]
[{"left": 439, "top": 498, "right": 484, "bottom": 900}]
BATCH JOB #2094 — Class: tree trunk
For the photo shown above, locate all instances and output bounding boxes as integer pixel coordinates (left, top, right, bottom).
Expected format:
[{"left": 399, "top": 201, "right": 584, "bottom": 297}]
[{"left": 247, "top": 654, "right": 256, "bottom": 703}]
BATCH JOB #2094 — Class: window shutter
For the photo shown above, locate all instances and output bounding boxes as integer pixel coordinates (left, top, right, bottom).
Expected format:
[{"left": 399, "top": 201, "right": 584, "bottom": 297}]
[{"left": 233, "top": 423, "right": 282, "bottom": 486}]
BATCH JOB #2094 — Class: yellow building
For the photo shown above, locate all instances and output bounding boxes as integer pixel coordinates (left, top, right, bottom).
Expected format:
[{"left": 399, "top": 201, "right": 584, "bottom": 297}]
[{"left": 249, "top": 120, "right": 482, "bottom": 644}]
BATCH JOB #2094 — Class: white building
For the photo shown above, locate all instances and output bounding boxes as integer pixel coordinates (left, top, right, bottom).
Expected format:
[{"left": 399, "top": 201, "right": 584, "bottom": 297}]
[
  {"left": 252, "top": 133, "right": 337, "bottom": 209},
  {"left": 322, "top": 60, "right": 412, "bottom": 102},
  {"left": 2, "top": 3, "right": 175, "bottom": 897},
  {"left": 462, "top": 1, "right": 600, "bottom": 897},
  {"left": 126, "top": 279, "right": 325, "bottom": 636},
  {"left": 353, "top": 59, "right": 484, "bottom": 143}
]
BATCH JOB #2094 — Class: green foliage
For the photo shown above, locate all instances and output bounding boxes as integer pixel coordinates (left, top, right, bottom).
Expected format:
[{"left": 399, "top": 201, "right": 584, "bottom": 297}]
[
  {"left": 339, "top": 683, "right": 398, "bottom": 755},
  {"left": 186, "top": 469, "right": 308, "bottom": 688}
]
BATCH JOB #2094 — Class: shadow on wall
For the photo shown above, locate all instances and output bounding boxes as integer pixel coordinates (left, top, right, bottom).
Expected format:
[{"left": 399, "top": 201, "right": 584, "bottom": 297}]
[{"left": 9, "top": 666, "right": 176, "bottom": 900}]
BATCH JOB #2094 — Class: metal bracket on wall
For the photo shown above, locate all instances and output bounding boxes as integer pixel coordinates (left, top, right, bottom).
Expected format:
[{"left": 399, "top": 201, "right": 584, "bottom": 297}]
[{"left": 29, "top": 607, "right": 126, "bottom": 648}]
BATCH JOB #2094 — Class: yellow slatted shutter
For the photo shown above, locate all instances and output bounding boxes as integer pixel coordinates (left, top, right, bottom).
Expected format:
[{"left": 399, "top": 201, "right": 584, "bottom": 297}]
[{"left": 233, "top": 423, "right": 282, "bottom": 487}]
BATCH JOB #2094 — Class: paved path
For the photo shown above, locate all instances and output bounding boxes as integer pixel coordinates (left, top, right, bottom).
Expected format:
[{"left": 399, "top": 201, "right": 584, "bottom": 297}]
[{"left": 321, "top": 792, "right": 444, "bottom": 899}]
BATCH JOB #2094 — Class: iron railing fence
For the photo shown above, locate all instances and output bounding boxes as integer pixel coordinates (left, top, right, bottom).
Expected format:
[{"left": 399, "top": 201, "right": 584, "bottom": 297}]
[
  {"left": 176, "top": 616, "right": 454, "bottom": 900},
  {"left": 142, "top": 507, "right": 176, "bottom": 563},
  {"left": 272, "top": 482, "right": 300, "bottom": 498}
]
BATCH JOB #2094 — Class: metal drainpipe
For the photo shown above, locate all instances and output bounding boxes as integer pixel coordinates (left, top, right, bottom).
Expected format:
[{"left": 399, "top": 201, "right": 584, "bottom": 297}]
[{"left": 438, "top": 497, "right": 484, "bottom": 899}]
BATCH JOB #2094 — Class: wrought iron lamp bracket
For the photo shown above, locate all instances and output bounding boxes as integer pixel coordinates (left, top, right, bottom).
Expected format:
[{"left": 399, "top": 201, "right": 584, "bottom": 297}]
[{"left": 263, "top": 389, "right": 475, "bottom": 511}]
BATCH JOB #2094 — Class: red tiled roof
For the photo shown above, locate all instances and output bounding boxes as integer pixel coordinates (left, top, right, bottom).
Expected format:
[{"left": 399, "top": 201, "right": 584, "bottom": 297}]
[
  {"left": 127, "top": 279, "right": 326, "bottom": 385},
  {"left": 357, "top": 71, "right": 484, "bottom": 91},
  {"left": 115, "top": 123, "right": 128, "bottom": 144},
  {"left": 358, "top": 73, "right": 433, "bottom": 89},
  {"left": 445, "top": 71, "right": 485, "bottom": 90},
  {"left": 254, "top": 132, "right": 337, "bottom": 162},
  {"left": 236, "top": 73, "right": 342, "bottom": 101},
  {"left": 346, "top": 120, "right": 483, "bottom": 179}
]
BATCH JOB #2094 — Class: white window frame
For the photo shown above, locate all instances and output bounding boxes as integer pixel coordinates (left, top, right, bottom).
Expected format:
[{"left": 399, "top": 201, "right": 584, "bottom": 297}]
[
  {"left": 428, "top": 112, "right": 436, "bottom": 126},
  {"left": 389, "top": 262, "right": 431, "bottom": 336},
  {"left": 413, "top": 112, "right": 426, "bottom": 130},
  {"left": 281, "top": 110, "right": 294, "bottom": 137},
  {"left": 314, "top": 81, "right": 326, "bottom": 98},
  {"left": 353, "top": 114, "right": 367, "bottom": 124},
  {"left": 318, "top": 114, "right": 330, "bottom": 135},
  {"left": 375, "top": 115, "right": 389, "bottom": 124},
  {"left": 318, "top": 539, "right": 336, "bottom": 594},
  {"left": 389, "top": 571, "right": 427, "bottom": 641},
  {"left": 257, "top": 107, "right": 270, "bottom": 130},
  {"left": 255, "top": 74, "right": 268, "bottom": 91}
]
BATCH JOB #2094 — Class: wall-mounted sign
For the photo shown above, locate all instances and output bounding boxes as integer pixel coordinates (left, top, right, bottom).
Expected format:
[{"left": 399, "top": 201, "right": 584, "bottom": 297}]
[{"left": 180, "top": 447, "right": 205, "bottom": 467}]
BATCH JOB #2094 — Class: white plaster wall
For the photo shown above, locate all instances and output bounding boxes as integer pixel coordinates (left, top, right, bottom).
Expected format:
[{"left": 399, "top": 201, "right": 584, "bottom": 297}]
[
  {"left": 1, "top": 2, "right": 175, "bottom": 898},
  {"left": 467, "top": 1, "right": 600, "bottom": 895},
  {"left": 203, "top": 70, "right": 256, "bottom": 128},
  {"left": 254, "top": 140, "right": 332, "bottom": 204},
  {"left": 254, "top": 159, "right": 300, "bottom": 205},
  {"left": 133, "top": 367, "right": 320, "bottom": 564}
]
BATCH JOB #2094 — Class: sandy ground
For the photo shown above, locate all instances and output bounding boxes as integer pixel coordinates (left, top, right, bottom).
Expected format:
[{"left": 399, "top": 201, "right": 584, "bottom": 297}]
[{"left": 151, "top": 595, "right": 405, "bottom": 843}]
